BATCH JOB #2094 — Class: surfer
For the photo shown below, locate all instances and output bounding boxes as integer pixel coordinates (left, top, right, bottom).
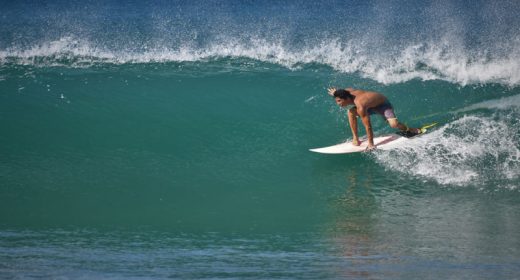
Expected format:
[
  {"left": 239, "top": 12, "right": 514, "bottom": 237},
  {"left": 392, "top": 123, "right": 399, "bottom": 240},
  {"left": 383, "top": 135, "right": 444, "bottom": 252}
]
[{"left": 328, "top": 87, "right": 421, "bottom": 150}]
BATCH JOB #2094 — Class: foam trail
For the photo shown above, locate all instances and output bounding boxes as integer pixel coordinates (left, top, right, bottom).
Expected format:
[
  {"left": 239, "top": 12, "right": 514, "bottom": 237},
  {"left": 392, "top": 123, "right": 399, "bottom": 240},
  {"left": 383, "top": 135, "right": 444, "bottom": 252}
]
[
  {"left": 373, "top": 113, "right": 520, "bottom": 188},
  {"left": 455, "top": 94, "right": 520, "bottom": 113}
]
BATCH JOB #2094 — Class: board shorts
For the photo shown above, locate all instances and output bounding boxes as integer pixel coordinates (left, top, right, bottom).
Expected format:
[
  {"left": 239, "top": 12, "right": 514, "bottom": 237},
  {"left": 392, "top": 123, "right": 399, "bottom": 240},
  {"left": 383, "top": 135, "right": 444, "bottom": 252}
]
[{"left": 367, "top": 101, "right": 396, "bottom": 120}]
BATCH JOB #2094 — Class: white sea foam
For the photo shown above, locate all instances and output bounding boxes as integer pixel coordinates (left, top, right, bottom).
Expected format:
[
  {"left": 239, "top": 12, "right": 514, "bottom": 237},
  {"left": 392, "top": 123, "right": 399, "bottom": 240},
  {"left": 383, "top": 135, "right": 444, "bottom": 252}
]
[
  {"left": 372, "top": 111, "right": 520, "bottom": 188},
  {"left": 1, "top": 36, "right": 520, "bottom": 86}
]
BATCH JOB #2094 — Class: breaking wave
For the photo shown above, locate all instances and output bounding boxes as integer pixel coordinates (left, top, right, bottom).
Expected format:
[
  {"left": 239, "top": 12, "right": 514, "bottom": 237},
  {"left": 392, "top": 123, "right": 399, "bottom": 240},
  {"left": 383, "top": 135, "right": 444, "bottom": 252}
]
[{"left": 1, "top": 36, "right": 520, "bottom": 87}]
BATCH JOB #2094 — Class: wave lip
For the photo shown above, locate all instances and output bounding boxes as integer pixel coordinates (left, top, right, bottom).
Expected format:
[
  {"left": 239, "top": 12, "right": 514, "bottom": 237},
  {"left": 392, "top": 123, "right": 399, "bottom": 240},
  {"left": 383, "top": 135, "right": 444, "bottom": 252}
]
[{"left": 2, "top": 37, "right": 520, "bottom": 86}]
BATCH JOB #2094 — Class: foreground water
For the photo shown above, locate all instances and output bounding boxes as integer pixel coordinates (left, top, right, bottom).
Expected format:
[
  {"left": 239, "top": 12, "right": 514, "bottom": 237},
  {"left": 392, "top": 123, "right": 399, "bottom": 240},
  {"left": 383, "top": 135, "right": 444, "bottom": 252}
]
[{"left": 1, "top": 0, "right": 520, "bottom": 279}]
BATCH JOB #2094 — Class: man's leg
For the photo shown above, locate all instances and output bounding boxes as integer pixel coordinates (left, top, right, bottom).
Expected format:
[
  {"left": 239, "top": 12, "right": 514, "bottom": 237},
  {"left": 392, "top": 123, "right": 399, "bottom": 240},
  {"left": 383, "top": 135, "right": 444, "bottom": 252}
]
[
  {"left": 380, "top": 105, "right": 419, "bottom": 134},
  {"left": 387, "top": 118, "right": 420, "bottom": 134},
  {"left": 348, "top": 107, "right": 361, "bottom": 146}
]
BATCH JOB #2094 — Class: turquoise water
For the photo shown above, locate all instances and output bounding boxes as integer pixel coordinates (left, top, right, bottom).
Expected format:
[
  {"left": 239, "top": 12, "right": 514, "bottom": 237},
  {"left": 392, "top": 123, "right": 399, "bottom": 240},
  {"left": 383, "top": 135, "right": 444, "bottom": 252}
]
[{"left": 1, "top": 1, "right": 520, "bottom": 279}]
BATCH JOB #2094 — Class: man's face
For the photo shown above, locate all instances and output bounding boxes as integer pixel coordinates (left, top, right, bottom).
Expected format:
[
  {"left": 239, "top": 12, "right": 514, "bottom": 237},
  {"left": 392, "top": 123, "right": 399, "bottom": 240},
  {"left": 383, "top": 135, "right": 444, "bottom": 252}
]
[{"left": 335, "top": 97, "right": 348, "bottom": 107}]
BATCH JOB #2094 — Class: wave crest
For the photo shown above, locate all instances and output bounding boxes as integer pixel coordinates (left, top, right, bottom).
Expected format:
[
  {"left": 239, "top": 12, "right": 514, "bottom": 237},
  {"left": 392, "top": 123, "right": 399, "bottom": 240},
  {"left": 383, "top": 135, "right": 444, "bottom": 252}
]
[{"left": 2, "top": 37, "right": 520, "bottom": 86}]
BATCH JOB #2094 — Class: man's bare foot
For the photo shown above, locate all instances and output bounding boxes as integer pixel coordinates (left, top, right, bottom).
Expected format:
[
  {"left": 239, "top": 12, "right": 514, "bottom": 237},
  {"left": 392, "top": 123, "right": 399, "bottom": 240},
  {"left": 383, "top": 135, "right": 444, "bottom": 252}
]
[
  {"left": 366, "top": 145, "right": 376, "bottom": 151},
  {"left": 399, "top": 128, "right": 422, "bottom": 138},
  {"left": 352, "top": 139, "right": 360, "bottom": 146}
]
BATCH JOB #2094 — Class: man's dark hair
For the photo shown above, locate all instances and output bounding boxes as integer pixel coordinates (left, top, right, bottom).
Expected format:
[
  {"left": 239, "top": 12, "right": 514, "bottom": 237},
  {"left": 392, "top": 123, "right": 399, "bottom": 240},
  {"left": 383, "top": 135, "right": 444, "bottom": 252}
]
[{"left": 333, "top": 89, "right": 354, "bottom": 100}]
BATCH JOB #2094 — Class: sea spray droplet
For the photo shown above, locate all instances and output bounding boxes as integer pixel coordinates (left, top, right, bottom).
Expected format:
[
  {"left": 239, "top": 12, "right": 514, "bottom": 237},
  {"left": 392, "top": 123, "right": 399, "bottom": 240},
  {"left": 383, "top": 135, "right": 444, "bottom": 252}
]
[{"left": 305, "top": 96, "right": 317, "bottom": 103}]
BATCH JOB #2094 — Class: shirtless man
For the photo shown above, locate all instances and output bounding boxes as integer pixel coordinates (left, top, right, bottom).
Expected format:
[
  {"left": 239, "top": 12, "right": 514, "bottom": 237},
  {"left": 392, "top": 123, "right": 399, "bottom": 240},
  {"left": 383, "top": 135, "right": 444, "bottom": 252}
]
[{"left": 328, "top": 87, "right": 421, "bottom": 150}]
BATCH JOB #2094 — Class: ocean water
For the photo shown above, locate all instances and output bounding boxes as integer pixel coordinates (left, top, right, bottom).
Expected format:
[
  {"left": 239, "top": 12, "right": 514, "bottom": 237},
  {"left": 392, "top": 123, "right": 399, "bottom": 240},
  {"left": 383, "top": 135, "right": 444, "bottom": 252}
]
[{"left": 1, "top": 0, "right": 520, "bottom": 279}]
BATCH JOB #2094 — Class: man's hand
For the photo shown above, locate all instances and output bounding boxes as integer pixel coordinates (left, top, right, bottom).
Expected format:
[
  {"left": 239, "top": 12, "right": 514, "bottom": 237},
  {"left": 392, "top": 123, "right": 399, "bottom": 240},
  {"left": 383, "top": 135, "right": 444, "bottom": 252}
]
[{"left": 327, "top": 87, "right": 336, "bottom": 96}]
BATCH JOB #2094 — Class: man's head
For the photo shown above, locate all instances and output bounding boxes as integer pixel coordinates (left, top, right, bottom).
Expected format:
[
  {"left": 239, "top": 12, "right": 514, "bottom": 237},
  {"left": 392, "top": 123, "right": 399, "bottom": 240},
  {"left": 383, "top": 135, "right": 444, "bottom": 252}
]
[{"left": 333, "top": 89, "right": 354, "bottom": 107}]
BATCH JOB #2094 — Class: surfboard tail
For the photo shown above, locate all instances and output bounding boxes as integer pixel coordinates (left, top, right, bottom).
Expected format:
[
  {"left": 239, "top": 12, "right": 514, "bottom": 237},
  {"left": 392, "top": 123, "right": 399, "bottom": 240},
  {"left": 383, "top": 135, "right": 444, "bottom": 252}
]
[{"left": 396, "top": 122, "right": 438, "bottom": 138}]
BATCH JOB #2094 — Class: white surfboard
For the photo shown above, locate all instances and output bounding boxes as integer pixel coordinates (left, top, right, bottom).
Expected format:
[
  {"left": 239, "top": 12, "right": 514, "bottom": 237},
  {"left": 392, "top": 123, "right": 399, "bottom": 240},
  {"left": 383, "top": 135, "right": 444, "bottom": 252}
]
[
  {"left": 309, "top": 134, "right": 409, "bottom": 154},
  {"left": 310, "top": 123, "right": 438, "bottom": 154}
]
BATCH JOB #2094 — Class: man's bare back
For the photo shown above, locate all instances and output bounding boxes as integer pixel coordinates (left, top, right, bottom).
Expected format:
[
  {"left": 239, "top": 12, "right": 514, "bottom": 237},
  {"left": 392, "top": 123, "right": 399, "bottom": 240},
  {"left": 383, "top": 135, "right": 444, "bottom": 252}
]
[{"left": 346, "top": 88, "right": 388, "bottom": 113}]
